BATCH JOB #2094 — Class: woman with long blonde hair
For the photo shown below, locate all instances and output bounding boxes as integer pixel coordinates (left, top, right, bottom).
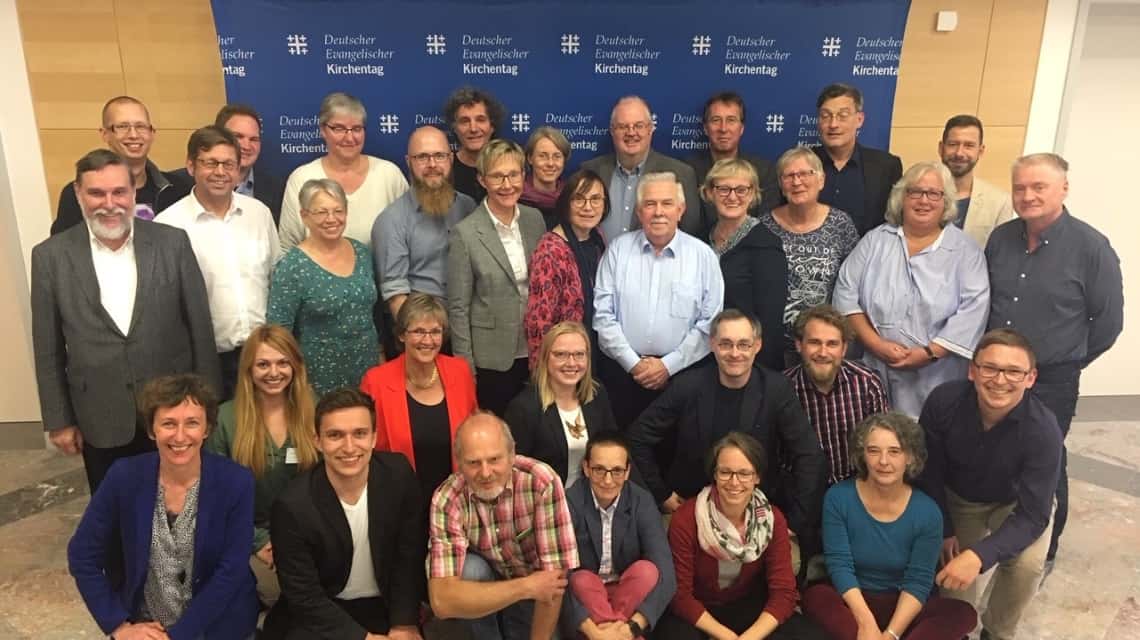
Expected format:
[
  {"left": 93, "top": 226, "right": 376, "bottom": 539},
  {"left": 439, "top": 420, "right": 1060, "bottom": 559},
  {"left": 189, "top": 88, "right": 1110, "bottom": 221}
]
[{"left": 205, "top": 324, "right": 319, "bottom": 604}]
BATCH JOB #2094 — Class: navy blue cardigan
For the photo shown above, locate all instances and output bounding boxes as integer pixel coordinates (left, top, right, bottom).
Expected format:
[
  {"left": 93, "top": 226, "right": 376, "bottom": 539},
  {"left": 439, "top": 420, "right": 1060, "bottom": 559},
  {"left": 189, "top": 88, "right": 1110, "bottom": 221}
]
[{"left": 68, "top": 451, "right": 258, "bottom": 639}]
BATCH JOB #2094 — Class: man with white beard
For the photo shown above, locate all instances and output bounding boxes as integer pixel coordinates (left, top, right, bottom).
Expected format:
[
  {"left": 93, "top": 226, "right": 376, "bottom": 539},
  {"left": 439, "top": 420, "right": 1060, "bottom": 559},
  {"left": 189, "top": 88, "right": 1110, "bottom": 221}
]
[
  {"left": 31, "top": 149, "right": 218, "bottom": 491},
  {"left": 374, "top": 126, "right": 477, "bottom": 320}
]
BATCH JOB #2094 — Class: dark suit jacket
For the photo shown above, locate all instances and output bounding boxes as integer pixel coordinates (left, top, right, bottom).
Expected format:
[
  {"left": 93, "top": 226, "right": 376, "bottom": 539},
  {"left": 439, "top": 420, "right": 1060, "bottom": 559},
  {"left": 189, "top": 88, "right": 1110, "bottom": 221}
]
[
  {"left": 504, "top": 382, "right": 619, "bottom": 484},
  {"left": 719, "top": 224, "right": 787, "bottom": 371},
  {"left": 626, "top": 363, "right": 826, "bottom": 541},
  {"left": 446, "top": 203, "right": 546, "bottom": 371},
  {"left": 812, "top": 143, "right": 903, "bottom": 235},
  {"left": 580, "top": 150, "right": 706, "bottom": 237},
  {"left": 31, "top": 220, "right": 220, "bottom": 448},
  {"left": 167, "top": 165, "right": 286, "bottom": 226},
  {"left": 67, "top": 452, "right": 259, "bottom": 639},
  {"left": 265, "top": 454, "right": 425, "bottom": 639},
  {"left": 685, "top": 150, "right": 781, "bottom": 216},
  {"left": 50, "top": 160, "right": 190, "bottom": 236},
  {"left": 562, "top": 478, "right": 676, "bottom": 632}
]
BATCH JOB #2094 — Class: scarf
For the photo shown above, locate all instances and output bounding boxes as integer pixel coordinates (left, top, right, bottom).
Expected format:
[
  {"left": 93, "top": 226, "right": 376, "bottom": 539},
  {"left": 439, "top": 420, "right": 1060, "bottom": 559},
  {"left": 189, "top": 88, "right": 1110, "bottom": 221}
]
[
  {"left": 709, "top": 216, "right": 760, "bottom": 257},
  {"left": 521, "top": 175, "right": 563, "bottom": 213},
  {"left": 694, "top": 485, "right": 774, "bottom": 564}
]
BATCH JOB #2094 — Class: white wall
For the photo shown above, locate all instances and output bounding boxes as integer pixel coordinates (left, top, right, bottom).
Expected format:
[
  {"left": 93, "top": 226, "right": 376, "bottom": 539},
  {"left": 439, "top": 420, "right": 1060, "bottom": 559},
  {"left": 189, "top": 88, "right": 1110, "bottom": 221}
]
[{"left": 1056, "top": 0, "right": 1140, "bottom": 395}]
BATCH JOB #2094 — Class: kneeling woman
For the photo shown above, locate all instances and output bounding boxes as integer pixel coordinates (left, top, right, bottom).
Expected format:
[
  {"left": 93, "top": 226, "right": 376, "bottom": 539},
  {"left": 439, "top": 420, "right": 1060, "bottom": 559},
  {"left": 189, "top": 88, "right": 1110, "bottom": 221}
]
[
  {"left": 656, "top": 432, "right": 827, "bottom": 640},
  {"left": 802, "top": 412, "right": 976, "bottom": 639},
  {"left": 68, "top": 374, "right": 258, "bottom": 639}
]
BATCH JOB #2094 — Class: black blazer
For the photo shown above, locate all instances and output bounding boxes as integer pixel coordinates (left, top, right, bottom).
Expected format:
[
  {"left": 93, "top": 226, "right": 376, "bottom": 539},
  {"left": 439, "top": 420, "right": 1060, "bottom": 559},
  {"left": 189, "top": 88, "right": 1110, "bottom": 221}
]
[
  {"left": 166, "top": 165, "right": 286, "bottom": 226},
  {"left": 718, "top": 223, "right": 787, "bottom": 371},
  {"left": 811, "top": 143, "right": 903, "bottom": 235},
  {"left": 504, "top": 382, "right": 619, "bottom": 484},
  {"left": 264, "top": 453, "right": 425, "bottom": 639},
  {"left": 627, "top": 363, "right": 826, "bottom": 540}
]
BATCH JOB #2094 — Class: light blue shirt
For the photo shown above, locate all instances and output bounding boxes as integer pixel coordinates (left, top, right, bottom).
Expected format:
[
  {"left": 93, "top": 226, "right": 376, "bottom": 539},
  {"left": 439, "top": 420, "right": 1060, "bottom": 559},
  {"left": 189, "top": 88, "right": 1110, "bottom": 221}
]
[
  {"left": 833, "top": 224, "right": 990, "bottom": 417},
  {"left": 373, "top": 188, "right": 477, "bottom": 302},
  {"left": 600, "top": 156, "right": 648, "bottom": 242},
  {"left": 594, "top": 229, "right": 724, "bottom": 374},
  {"left": 236, "top": 168, "right": 255, "bottom": 198}
]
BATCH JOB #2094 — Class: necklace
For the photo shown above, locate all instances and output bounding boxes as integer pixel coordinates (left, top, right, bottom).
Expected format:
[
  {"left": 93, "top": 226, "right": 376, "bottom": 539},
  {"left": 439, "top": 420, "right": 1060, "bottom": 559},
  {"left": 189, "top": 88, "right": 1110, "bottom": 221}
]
[
  {"left": 406, "top": 364, "right": 439, "bottom": 390},
  {"left": 564, "top": 409, "right": 586, "bottom": 439}
]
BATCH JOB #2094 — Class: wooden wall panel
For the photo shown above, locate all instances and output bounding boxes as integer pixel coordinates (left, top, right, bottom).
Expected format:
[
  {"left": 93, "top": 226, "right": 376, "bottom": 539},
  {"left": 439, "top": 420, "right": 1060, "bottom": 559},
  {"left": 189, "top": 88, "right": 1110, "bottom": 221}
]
[
  {"left": 886, "top": 126, "right": 943, "bottom": 171},
  {"left": 973, "top": 125, "right": 1025, "bottom": 187},
  {"left": 978, "top": 0, "right": 1048, "bottom": 126}
]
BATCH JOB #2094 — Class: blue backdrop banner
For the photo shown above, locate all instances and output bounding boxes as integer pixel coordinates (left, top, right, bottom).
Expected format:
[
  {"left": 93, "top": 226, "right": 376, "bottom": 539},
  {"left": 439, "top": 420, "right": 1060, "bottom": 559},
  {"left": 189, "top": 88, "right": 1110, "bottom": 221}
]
[{"left": 210, "top": 0, "right": 911, "bottom": 177}]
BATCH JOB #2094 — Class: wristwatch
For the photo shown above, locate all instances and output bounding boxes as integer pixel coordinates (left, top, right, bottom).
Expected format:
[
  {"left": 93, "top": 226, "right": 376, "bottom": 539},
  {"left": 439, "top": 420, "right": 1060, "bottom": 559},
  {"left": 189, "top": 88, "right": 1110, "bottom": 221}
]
[
  {"left": 923, "top": 345, "right": 939, "bottom": 361},
  {"left": 627, "top": 619, "right": 644, "bottom": 637}
]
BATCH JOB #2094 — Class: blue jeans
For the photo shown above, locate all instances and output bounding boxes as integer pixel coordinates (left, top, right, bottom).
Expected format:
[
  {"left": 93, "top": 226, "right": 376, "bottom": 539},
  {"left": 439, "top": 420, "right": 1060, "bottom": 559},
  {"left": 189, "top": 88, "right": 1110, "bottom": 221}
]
[{"left": 461, "top": 553, "right": 555, "bottom": 640}]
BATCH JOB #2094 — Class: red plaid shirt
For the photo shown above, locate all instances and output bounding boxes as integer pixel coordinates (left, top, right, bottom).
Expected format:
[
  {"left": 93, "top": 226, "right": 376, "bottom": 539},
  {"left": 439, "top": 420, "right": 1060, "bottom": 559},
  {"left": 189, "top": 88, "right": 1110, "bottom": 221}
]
[
  {"left": 428, "top": 455, "right": 578, "bottom": 579},
  {"left": 785, "top": 360, "right": 889, "bottom": 484}
]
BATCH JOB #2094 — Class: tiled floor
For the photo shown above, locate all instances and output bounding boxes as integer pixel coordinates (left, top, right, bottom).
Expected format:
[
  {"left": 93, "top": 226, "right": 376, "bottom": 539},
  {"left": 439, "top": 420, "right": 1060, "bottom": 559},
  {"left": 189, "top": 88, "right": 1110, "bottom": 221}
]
[{"left": 2, "top": 407, "right": 1138, "bottom": 638}]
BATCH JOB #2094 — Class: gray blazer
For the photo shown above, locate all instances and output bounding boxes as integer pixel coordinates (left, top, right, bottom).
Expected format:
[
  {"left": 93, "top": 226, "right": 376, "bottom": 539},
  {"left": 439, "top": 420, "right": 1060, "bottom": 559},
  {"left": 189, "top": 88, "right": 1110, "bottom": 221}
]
[
  {"left": 446, "top": 203, "right": 545, "bottom": 372},
  {"left": 580, "top": 150, "right": 706, "bottom": 237},
  {"left": 31, "top": 220, "right": 220, "bottom": 448}
]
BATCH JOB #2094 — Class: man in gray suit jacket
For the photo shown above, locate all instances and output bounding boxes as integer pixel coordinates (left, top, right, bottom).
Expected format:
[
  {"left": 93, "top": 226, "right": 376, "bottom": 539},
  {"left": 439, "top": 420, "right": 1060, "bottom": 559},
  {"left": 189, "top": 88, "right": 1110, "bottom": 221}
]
[
  {"left": 32, "top": 149, "right": 220, "bottom": 491},
  {"left": 582, "top": 96, "right": 705, "bottom": 241}
]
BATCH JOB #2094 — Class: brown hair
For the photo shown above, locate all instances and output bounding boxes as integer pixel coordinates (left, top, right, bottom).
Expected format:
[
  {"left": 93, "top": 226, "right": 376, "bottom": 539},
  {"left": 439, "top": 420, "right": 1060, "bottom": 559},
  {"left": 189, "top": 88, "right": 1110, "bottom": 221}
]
[
  {"left": 186, "top": 125, "right": 241, "bottom": 164},
  {"left": 973, "top": 328, "right": 1038, "bottom": 370},
  {"left": 793, "top": 304, "right": 854, "bottom": 343},
  {"left": 138, "top": 374, "right": 218, "bottom": 438},
  {"left": 315, "top": 387, "right": 376, "bottom": 436},
  {"left": 705, "top": 431, "right": 768, "bottom": 482}
]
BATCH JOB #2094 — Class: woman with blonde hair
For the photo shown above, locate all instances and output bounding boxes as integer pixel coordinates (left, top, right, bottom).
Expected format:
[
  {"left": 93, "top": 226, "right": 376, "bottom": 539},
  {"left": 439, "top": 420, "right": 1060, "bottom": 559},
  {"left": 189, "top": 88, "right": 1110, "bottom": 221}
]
[
  {"left": 505, "top": 321, "right": 617, "bottom": 487},
  {"left": 205, "top": 324, "right": 319, "bottom": 604}
]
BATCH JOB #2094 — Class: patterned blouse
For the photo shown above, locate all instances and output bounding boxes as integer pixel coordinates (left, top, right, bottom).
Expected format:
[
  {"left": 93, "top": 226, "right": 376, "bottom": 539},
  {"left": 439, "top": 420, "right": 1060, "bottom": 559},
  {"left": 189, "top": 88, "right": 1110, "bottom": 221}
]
[
  {"left": 268, "top": 238, "right": 379, "bottom": 396},
  {"left": 140, "top": 480, "right": 200, "bottom": 626}
]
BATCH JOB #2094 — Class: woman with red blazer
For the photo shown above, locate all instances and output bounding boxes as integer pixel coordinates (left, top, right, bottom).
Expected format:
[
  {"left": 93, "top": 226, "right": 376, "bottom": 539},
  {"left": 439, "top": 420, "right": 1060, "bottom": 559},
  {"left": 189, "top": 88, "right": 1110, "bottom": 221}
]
[{"left": 360, "top": 293, "right": 477, "bottom": 508}]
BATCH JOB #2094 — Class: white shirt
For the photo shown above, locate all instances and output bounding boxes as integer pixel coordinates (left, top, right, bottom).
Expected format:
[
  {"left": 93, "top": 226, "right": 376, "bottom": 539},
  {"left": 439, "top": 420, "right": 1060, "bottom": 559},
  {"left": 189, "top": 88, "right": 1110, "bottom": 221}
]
[
  {"left": 155, "top": 191, "right": 279, "bottom": 352},
  {"left": 591, "top": 489, "right": 620, "bottom": 582},
  {"left": 337, "top": 485, "right": 382, "bottom": 600},
  {"left": 89, "top": 229, "right": 137, "bottom": 336},
  {"left": 557, "top": 405, "right": 587, "bottom": 489},
  {"left": 486, "top": 202, "right": 530, "bottom": 358}
]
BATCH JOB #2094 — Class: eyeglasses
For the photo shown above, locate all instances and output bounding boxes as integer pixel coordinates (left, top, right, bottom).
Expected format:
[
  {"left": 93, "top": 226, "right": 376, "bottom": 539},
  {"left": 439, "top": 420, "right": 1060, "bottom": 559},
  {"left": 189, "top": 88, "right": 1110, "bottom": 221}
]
[
  {"left": 106, "top": 122, "right": 154, "bottom": 135},
  {"left": 706, "top": 116, "right": 742, "bottom": 127},
  {"left": 484, "top": 170, "right": 523, "bottom": 186},
  {"left": 551, "top": 350, "right": 588, "bottom": 363},
  {"left": 612, "top": 121, "right": 651, "bottom": 134},
  {"left": 533, "top": 152, "right": 565, "bottom": 163},
  {"left": 588, "top": 465, "right": 628, "bottom": 480},
  {"left": 714, "top": 468, "right": 756, "bottom": 482},
  {"left": 973, "top": 363, "right": 1030, "bottom": 382},
  {"left": 905, "top": 188, "right": 945, "bottom": 202},
  {"left": 410, "top": 152, "right": 450, "bottom": 164},
  {"left": 780, "top": 170, "right": 818, "bottom": 183},
  {"left": 571, "top": 194, "right": 605, "bottom": 209},
  {"left": 325, "top": 124, "right": 365, "bottom": 136},
  {"left": 304, "top": 208, "right": 347, "bottom": 220},
  {"left": 196, "top": 158, "right": 238, "bottom": 172},
  {"left": 406, "top": 327, "right": 444, "bottom": 340},
  {"left": 713, "top": 185, "right": 753, "bottom": 198},
  {"left": 715, "top": 340, "right": 755, "bottom": 353},
  {"left": 818, "top": 110, "right": 858, "bottom": 123}
]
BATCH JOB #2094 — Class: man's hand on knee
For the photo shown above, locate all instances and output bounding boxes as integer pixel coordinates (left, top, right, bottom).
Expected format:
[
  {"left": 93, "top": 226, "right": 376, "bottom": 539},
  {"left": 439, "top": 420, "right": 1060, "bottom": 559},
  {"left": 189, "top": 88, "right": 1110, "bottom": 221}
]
[{"left": 524, "top": 568, "right": 567, "bottom": 603}]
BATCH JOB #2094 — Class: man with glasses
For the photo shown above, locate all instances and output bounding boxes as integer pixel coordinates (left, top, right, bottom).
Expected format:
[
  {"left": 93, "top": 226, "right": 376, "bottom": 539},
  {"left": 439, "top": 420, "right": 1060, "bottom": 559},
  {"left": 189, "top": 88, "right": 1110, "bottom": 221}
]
[
  {"left": 155, "top": 125, "right": 279, "bottom": 400},
  {"left": 811, "top": 83, "right": 902, "bottom": 235},
  {"left": 563, "top": 431, "right": 676, "bottom": 639},
  {"left": 985, "top": 152, "right": 1123, "bottom": 576},
  {"left": 684, "top": 91, "right": 780, "bottom": 219},
  {"left": 582, "top": 95, "right": 704, "bottom": 239},
  {"left": 51, "top": 95, "right": 190, "bottom": 235},
  {"left": 626, "top": 309, "right": 825, "bottom": 559},
  {"left": 917, "top": 329, "right": 1063, "bottom": 640},
  {"left": 374, "top": 126, "right": 476, "bottom": 353}
]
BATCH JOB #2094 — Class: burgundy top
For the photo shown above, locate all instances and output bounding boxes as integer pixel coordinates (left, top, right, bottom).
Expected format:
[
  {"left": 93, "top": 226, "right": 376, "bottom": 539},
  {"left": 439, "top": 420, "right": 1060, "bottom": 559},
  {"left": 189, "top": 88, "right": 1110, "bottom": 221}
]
[{"left": 667, "top": 496, "right": 799, "bottom": 625}]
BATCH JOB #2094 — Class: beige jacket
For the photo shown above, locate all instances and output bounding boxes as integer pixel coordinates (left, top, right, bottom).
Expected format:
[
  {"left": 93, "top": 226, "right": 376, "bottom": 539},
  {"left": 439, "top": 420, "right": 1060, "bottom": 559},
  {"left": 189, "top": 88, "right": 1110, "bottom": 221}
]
[{"left": 963, "top": 176, "right": 1016, "bottom": 248}]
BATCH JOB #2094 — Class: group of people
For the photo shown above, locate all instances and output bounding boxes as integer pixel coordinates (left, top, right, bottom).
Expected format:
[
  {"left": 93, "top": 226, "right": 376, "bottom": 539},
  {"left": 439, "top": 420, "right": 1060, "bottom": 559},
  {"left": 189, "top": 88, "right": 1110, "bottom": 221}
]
[{"left": 32, "top": 80, "right": 1122, "bottom": 640}]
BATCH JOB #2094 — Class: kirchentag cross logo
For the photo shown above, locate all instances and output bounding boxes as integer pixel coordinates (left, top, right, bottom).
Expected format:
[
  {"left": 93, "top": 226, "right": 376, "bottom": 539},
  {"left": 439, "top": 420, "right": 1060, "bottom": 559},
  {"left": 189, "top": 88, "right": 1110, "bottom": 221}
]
[
  {"left": 821, "top": 36, "right": 842, "bottom": 57},
  {"left": 511, "top": 113, "right": 531, "bottom": 133},
  {"left": 377, "top": 114, "right": 400, "bottom": 134},
  {"left": 691, "top": 35, "right": 712, "bottom": 56},
  {"left": 425, "top": 34, "right": 447, "bottom": 55},
  {"left": 560, "top": 33, "right": 581, "bottom": 55},
  {"left": 765, "top": 113, "right": 785, "bottom": 133},
  {"left": 286, "top": 34, "right": 309, "bottom": 55}
]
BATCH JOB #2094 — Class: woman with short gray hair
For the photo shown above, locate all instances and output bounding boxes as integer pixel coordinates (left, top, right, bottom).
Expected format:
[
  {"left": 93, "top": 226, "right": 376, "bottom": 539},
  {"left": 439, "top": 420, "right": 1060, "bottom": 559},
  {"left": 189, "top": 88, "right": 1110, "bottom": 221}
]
[
  {"left": 833, "top": 162, "right": 989, "bottom": 417},
  {"left": 802, "top": 412, "right": 977, "bottom": 639}
]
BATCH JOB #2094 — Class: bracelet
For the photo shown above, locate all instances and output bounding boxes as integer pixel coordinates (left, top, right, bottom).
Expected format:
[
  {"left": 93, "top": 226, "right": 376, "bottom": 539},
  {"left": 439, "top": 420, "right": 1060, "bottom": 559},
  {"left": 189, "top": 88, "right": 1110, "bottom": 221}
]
[{"left": 886, "top": 629, "right": 901, "bottom": 640}]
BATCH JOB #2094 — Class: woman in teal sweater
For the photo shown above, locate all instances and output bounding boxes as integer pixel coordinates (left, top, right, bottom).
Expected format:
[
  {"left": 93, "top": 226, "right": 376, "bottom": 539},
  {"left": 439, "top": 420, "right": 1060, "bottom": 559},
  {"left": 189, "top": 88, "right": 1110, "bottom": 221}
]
[{"left": 802, "top": 412, "right": 976, "bottom": 640}]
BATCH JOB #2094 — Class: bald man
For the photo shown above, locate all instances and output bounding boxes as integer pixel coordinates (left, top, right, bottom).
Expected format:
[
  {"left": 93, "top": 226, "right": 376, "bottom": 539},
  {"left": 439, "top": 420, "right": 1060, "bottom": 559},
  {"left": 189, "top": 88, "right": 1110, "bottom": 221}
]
[
  {"left": 428, "top": 412, "right": 578, "bottom": 640},
  {"left": 373, "top": 126, "right": 477, "bottom": 320}
]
